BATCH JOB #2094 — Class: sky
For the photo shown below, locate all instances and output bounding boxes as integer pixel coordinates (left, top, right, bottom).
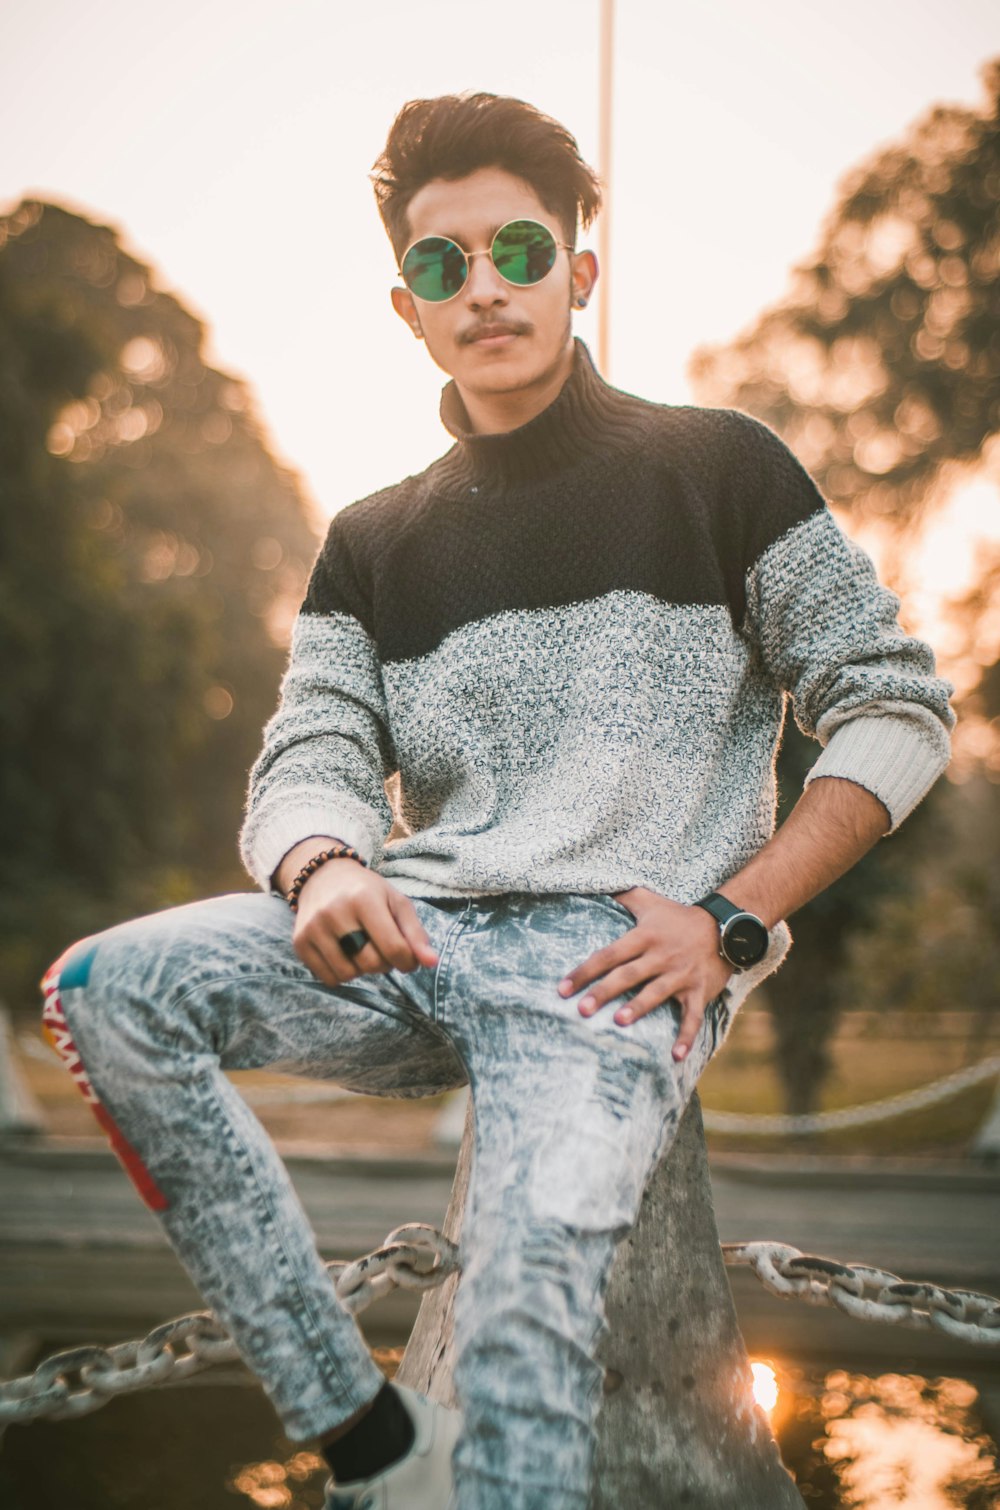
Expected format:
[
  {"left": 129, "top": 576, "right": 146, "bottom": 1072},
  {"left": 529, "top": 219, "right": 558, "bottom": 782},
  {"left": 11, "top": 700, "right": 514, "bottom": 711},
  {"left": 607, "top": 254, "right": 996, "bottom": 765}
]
[{"left": 1, "top": 0, "right": 997, "bottom": 552}]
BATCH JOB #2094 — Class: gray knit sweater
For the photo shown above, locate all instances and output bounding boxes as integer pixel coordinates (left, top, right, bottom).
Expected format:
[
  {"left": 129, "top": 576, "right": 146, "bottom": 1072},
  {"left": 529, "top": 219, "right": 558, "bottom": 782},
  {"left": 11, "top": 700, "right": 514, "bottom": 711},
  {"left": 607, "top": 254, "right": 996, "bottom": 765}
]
[{"left": 239, "top": 339, "right": 954, "bottom": 1007}]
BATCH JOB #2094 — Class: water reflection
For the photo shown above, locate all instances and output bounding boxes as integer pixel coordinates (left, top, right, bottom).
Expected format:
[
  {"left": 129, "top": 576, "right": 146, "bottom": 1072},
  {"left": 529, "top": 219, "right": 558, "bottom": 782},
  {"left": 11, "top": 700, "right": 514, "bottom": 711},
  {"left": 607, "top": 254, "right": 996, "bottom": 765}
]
[
  {"left": 227, "top": 1449, "right": 326, "bottom": 1509},
  {"left": 5, "top": 1349, "right": 995, "bottom": 1508},
  {"left": 751, "top": 1358, "right": 780, "bottom": 1413},
  {"left": 770, "top": 1367, "right": 1000, "bottom": 1508},
  {"left": 223, "top": 1361, "right": 1000, "bottom": 1510},
  {"left": 226, "top": 1347, "right": 404, "bottom": 1509}
]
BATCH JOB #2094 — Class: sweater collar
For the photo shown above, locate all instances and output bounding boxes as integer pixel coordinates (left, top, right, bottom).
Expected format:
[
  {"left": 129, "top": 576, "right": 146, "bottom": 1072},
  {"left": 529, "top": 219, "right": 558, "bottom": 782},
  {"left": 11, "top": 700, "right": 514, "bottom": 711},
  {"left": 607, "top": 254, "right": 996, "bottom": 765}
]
[{"left": 435, "top": 337, "right": 640, "bottom": 489}]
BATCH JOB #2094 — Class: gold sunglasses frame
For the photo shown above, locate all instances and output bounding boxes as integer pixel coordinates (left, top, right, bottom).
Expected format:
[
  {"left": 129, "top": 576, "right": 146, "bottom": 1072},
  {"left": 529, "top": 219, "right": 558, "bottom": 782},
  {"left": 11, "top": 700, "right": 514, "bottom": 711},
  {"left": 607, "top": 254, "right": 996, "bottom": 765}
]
[{"left": 397, "top": 218, "right": 575, "bottom": 304}]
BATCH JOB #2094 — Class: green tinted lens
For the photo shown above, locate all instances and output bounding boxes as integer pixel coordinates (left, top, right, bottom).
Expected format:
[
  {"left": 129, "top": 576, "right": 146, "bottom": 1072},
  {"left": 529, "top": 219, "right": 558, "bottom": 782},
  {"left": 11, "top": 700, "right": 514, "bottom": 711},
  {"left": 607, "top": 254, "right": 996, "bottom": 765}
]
[
  {"left": 401, "top": 236, "right": 467, "bottom": 302},
  {"left": 492, "top": 220, "right": 558, "bottom": 285}
]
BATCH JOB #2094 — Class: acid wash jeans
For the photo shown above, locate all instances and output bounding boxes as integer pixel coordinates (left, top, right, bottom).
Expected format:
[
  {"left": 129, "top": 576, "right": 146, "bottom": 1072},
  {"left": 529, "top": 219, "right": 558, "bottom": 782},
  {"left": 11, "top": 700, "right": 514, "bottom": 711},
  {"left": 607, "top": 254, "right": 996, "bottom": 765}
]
[{"left": 40, "top": 887, "right": 732, "bottom": 1510}]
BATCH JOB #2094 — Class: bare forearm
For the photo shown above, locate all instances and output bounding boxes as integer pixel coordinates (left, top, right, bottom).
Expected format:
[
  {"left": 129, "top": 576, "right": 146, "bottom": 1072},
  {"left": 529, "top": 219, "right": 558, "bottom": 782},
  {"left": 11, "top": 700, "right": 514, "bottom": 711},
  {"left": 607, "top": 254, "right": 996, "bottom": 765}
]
[{"left": 720, "top": 776, "right": 890, "bottom": 929}]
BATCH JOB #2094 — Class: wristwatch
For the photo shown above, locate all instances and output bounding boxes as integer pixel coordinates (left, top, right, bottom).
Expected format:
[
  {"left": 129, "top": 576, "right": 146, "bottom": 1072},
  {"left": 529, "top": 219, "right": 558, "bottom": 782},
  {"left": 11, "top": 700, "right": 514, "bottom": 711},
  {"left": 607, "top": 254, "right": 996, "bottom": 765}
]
[{"left": 693, "top": 891, "right": 769, "bottom": 972}]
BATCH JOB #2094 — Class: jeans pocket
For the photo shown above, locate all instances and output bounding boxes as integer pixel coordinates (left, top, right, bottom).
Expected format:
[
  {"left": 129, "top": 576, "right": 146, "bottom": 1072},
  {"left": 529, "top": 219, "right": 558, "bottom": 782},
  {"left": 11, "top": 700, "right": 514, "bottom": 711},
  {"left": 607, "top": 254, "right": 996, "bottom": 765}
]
[
  {"left": 706, "top": 991, "right": 733, "bottom": 1055},
  {"left": 597, "top": 893, "right": 637, "bottom": 925}
]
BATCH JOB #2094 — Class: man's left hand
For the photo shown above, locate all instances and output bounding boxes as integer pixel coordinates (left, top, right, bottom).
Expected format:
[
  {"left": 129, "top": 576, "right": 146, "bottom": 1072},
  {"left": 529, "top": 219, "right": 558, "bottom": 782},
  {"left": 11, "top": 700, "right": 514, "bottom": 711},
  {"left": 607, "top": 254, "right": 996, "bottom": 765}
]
[{"left": 556, "top": 888, "right": 732, "bottom": 1060}]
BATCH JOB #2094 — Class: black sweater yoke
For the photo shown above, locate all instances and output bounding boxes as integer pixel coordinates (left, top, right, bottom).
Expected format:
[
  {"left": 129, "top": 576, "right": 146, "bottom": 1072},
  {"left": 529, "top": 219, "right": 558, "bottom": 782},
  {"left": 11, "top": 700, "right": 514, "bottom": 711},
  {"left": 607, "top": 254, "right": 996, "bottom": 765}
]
[{"left": 240, "top": 338, "right": 954, "bottom": 1017}]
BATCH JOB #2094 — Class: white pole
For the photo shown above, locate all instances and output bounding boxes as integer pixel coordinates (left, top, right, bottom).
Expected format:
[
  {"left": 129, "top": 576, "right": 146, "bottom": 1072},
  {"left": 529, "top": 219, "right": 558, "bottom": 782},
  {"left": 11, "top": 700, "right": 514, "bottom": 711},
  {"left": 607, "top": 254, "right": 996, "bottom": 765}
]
[
  {"left": 598, "top": 0, "right": 615, "bottom": 377},
  {"left": 972, "top": 1077, "right": 1000, "bottom": 1160},
  {"left": 0, "top": 1004, "right": 45, "bottom": 1137}
]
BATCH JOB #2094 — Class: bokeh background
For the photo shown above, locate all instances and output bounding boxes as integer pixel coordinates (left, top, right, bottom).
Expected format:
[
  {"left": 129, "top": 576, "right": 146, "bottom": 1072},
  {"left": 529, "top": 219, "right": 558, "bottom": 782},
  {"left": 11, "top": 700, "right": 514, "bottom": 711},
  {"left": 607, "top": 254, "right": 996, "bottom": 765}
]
[
  {"left": 3, "top": 7, "right": 1000, "bottom": 1506},
  {"left": 1, "top": 1, "right": 998, "bottom": 1132}
]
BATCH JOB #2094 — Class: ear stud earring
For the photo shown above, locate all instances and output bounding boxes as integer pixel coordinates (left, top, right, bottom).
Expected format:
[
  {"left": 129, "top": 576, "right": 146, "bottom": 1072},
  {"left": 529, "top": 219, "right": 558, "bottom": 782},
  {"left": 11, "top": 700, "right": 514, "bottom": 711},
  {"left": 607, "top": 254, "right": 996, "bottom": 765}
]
[{"left": 574, "top": 295, "right": 589, "bottom": 309}]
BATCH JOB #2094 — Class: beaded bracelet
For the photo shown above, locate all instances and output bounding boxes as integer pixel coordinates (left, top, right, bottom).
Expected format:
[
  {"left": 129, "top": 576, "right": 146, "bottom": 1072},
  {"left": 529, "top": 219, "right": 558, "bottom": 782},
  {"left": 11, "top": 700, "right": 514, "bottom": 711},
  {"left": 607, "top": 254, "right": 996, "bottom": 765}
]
[{"left": 286, "top": 844, "right": 367, "bottom": 912}]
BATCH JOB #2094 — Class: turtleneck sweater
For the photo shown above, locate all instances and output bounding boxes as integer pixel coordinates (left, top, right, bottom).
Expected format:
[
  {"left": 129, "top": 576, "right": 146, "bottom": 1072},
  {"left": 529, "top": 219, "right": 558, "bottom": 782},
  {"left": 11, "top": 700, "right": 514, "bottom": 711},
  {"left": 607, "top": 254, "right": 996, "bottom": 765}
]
[{"left": 238, "top": 337, "right": 954, "bottom": 1010}]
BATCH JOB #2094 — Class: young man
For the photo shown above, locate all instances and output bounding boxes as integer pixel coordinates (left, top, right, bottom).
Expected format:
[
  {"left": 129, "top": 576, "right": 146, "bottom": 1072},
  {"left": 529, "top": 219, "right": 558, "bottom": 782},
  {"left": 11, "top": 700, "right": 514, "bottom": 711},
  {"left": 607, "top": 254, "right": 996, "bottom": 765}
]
[{"left": 42, "top": 92, "right": 954, "bottom": 1510}]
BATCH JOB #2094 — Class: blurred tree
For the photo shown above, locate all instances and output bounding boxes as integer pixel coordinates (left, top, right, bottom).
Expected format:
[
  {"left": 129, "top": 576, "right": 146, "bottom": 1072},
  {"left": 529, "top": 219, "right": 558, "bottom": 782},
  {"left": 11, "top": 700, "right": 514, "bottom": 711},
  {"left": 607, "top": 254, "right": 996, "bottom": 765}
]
[
  {"left": 837, "top": 775, "right": 1000, "bottom": 1056},
  {"left": 0, "top": 199, "right": 319, "bottom": 1010},
  {"left": 689, "top": 58, "right": 1000, "bottom": 1116},
  {"left": 947, "top": 543, "right": 1000, "bottom": 756},
  {"left": 690, "top": 58, "right": 1000, "bottom": 530},
  {"left": 759, "top": 719, "right": 908, "bottom": 1118},
  {"left": 837, "top": 558, "right": 1000, "bottom": 1061}
]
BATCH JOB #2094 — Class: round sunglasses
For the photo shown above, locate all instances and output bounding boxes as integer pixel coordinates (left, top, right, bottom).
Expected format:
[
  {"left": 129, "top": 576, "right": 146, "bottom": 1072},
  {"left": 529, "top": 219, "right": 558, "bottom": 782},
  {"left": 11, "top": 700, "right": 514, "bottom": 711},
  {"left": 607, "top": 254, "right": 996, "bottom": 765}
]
[{"left": 399, "top": 218, "right": 574, "bottom": 304}]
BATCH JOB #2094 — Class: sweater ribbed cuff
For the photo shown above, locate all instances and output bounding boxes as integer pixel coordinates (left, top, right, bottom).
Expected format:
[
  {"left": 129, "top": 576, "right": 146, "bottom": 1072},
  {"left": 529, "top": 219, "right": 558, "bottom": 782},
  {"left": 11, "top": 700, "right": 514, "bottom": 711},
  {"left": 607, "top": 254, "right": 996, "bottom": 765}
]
[
  {"left": 239, "top": 792, "right": 382, "bottom": 894},
  {"left": 803, "top": 713, "right": 950, "bottom": 832}
]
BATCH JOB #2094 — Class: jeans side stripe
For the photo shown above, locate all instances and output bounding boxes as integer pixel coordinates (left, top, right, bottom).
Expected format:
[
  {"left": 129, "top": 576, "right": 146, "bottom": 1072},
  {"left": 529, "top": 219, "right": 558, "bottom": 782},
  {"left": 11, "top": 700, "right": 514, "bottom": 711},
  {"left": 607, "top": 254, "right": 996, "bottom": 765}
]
[{"left": 40, "top": 961, "right": 170, "bottom": 1213}]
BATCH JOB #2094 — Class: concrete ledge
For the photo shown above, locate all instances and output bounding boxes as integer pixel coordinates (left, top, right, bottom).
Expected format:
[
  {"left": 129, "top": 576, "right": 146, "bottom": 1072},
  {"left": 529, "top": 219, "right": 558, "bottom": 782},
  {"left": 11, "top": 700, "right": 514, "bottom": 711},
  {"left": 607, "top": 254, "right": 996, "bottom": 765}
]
[
  {"left": 0, "top": 1135, "right": 461, "bottom": 1180},
  {"left": 6, "top": 1137, "right": 999, "bottom": 1190},
  {"left": 710, "top": 1151, "right": 1000, "bottom": 1191}
]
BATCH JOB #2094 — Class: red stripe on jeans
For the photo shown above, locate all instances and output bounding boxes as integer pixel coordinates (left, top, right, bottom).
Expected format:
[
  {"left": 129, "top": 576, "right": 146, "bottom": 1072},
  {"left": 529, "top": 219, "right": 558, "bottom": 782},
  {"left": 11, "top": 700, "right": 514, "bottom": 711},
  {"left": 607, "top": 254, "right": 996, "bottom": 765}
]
[{"left": 41, "top": 965, "right": 170, "bottom": 1213}]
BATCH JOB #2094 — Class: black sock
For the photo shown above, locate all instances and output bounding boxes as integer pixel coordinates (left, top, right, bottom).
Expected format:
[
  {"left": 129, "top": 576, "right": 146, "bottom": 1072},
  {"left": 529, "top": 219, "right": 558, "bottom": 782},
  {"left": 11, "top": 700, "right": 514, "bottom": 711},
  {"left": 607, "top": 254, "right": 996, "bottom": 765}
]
[{"left": 322, "top": 1381, "right": 416, "bottom": 1484}]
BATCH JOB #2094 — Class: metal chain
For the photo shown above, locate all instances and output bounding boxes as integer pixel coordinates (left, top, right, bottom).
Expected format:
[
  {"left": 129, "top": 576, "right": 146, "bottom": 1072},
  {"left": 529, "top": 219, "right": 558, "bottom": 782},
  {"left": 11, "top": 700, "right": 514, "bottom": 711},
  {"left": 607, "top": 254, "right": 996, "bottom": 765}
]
[
  {"left": 702, "top": 1052, "right": 1000, "bottom": 1135},
  {"left": 2, "top": 1224, "right": 997, "bottom": 1429},
  {"left": 722, "top": 1241, "right": 1000, "bottom": 1345},
  {"left": 0, "top": 1223, "right": 457, "bottom": 1429},
  {"left": 329, "top": 1223, "right": 461, "bottom": 1315}
]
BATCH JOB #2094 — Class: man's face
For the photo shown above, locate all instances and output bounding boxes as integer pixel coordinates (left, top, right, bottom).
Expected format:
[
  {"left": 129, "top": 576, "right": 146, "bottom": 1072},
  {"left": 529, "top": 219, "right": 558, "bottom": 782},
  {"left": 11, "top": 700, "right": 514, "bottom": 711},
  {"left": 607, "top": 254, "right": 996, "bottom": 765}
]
[{"left": 389, "top": 165, "right": 597, "bottom": 403}]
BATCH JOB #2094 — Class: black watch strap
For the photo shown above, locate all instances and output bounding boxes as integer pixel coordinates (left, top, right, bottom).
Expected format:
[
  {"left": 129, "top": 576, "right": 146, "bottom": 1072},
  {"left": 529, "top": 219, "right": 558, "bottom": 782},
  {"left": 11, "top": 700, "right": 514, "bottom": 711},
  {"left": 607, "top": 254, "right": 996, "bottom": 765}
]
[
  {"left": 693, "top": 890, "right": 769, "bottom": 970},
  {"left": 694, "top": 891, "right": 744, "bottom": 928}
]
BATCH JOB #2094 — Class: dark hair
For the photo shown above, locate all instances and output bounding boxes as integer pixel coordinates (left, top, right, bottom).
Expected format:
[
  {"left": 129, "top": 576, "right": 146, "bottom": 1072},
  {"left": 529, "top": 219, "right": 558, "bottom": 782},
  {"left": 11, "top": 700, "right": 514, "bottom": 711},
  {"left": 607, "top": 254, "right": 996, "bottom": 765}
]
[{"left": 371, "top": 91, "right": 603, "bottom": 262}]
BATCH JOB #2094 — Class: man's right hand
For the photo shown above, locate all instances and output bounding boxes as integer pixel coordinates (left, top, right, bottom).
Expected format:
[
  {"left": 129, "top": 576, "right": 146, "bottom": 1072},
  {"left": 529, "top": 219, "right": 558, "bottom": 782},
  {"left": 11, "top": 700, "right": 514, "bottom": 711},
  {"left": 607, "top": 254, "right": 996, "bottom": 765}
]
[{"left": 276, "top": 839, "right": 440, "bottom": 986}]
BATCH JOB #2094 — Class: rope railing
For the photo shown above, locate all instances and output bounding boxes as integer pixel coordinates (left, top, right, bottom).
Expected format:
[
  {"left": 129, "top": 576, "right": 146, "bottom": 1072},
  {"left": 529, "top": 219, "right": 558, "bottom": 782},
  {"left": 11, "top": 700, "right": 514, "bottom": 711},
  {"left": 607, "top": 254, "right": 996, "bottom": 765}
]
[
  {"left": 15, "top": 1025, "right": 1000, "bottom": 1129},
  {"left": 225, "top": 1051, "right": 1000, "bottom": 1131},
  {"left": 2, "top": 1223, "right": 998, "bottom": 1430},
  {"left": 701, "top": 1052, "right": 1000, "bottom": 1135}
]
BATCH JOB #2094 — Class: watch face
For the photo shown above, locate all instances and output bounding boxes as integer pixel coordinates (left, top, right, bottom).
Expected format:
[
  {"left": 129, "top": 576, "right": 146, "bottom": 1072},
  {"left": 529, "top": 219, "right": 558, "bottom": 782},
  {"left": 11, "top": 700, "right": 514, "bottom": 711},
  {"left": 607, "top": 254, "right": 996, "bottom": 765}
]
[{"left": 722, "top": 914, "right": 768, "bottom": 968}]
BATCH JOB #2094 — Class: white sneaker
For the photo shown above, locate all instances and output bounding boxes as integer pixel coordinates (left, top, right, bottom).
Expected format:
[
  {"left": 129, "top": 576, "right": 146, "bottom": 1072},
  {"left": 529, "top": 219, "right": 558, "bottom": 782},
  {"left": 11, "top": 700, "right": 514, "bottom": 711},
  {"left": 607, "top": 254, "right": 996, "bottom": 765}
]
[{"left": 323, "top": 1382, "right": 462, "bottom": 1510}]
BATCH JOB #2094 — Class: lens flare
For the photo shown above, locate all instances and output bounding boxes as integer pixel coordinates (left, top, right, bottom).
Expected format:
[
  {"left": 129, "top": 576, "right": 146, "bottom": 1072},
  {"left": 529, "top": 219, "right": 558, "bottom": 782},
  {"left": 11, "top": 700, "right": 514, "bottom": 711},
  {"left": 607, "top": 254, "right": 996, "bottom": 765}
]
[{"left": 751, "top": 1360, "right": 779, "bottom": 1413}]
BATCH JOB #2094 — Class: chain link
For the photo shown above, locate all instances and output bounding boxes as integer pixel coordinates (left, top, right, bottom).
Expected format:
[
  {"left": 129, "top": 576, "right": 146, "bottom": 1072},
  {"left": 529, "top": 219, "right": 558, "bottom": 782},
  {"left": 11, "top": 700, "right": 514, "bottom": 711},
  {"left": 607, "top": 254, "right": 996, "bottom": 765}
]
[
  {"left": 2, "top": 1224, "right": 997, "bottom": 1427},
  {"left": 722, "top": 1241, "right": 1000, "bottom": 1344},
  {"left": 328, "top": 1223, "right": 461, "bottom": 1316},
  {"left": 0, "top": 1223, "right": 460, "bottom": 1427}
]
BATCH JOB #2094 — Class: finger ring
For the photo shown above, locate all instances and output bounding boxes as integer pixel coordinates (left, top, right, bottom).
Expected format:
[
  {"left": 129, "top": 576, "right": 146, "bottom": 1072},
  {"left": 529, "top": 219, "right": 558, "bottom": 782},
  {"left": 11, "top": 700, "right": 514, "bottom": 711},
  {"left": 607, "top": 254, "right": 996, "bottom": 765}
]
[{"left": 338, "top": 929, "right": 369, "bottom": 959}]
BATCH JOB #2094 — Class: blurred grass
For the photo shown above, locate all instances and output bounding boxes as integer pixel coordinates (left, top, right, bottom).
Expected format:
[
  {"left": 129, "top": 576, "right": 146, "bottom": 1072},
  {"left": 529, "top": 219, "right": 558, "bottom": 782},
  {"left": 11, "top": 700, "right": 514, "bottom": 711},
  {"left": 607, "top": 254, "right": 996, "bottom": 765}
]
[
  {"left": 15, "top": 1036, "right": 455, "bottom": 1150},
  {"left": 699, "top": 1006, "right": 1000, "bottom": 1157}
]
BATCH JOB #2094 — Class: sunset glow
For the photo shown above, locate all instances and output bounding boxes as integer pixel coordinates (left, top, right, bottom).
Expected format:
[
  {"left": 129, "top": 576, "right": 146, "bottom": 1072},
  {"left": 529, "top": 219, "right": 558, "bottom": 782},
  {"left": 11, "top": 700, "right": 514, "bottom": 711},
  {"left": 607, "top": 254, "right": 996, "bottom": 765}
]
[
  {"left": 1, "top": 1, "right": 995, "bottom": 527},
  {"left": 751, "top": 1360, "right": 780, "bottom": 1414}
]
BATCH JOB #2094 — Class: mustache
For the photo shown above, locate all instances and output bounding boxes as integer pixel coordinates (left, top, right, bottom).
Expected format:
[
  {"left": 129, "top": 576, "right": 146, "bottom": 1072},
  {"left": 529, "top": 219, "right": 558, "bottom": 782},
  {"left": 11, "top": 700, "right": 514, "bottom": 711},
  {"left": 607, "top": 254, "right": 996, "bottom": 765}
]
[{"left": 461, "top": 320, "right": 533, "bottom": 344}]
